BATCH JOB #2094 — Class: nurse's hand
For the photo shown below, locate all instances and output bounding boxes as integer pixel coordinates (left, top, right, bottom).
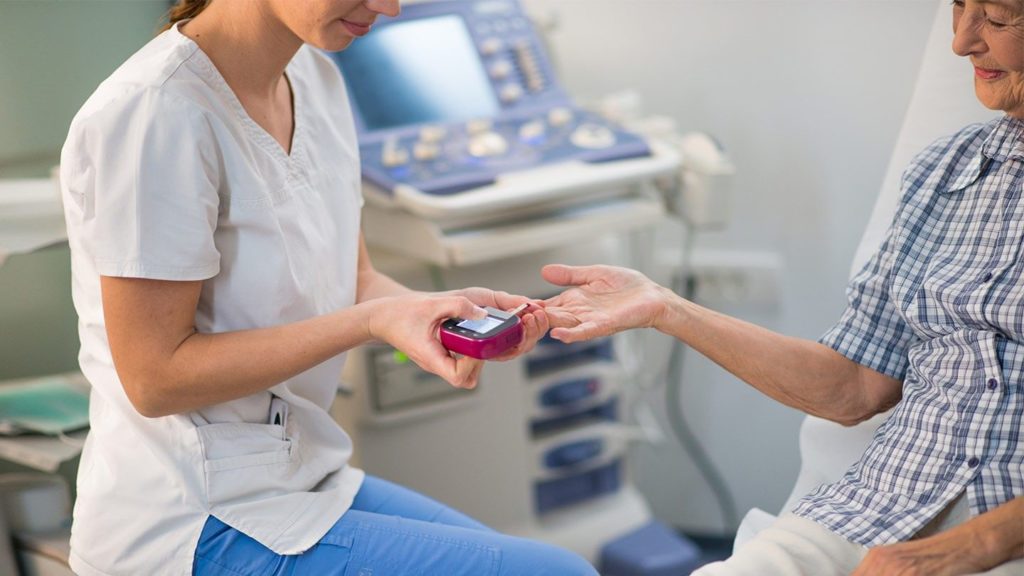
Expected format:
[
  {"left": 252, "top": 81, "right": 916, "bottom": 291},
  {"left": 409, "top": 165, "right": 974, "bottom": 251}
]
[
  {"left": 542, "top": 264, "right": 674, "bottom": 343},
  {"left": 452, "top": 287, "right": 549, "bottom": 360},
  {"left": 365, "top": 290, "right": 546, "bottom": 389}
]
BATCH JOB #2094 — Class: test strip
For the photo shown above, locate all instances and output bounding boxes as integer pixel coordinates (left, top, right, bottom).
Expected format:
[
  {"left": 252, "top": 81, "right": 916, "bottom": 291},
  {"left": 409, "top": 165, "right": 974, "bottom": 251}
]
[{"left": 508, "top": 303, "right": 528, "bottom": 316}]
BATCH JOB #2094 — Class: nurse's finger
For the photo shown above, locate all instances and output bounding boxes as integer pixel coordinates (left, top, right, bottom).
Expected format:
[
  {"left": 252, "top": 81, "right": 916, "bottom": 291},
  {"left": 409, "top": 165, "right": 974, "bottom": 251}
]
[
  {"left": 437, "top": 296, "right": 487, "bottom": 323},
  {"left": 490, "top": 290, "right": 533, "bottom": 312},
  {"left": 453, "top": 357, "right": 484, "bottom": 389},
  {"left": 492, "top": 310, "right": 547, "bottom": 361},
  {"left": 410, "top": 340, "right": 462, "bottom": 386},
  {"left": 519, "top": 309, "right": 548, "bottom": 350},
  {"left": 460, "top": 288, "right": 531, "bottom": 312}
]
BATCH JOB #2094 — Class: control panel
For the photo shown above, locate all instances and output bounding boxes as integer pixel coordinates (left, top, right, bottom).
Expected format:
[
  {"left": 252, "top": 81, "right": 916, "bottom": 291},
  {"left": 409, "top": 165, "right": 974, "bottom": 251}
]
[
  {"left": 525, "top": 335, "right": 625, "bottom": 514},
  {"left": 327, "top": 0, "right": 651, "bottom": 196}
]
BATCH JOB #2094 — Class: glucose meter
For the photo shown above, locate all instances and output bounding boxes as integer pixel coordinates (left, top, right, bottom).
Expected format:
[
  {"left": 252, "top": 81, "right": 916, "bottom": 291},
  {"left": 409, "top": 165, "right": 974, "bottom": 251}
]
[{"left": 440, "top": 305, "right": 525, "bottom": 359}]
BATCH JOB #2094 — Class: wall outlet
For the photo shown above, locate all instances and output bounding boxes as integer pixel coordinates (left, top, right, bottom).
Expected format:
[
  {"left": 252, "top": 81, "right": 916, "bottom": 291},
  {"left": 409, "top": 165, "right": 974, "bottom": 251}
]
[{"left": 688, "top": 250, "right": 783, "bottom": 307}]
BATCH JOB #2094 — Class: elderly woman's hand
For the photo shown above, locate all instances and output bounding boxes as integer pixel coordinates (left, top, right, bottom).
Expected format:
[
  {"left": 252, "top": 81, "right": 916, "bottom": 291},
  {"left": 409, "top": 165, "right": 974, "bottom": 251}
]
[
  {"left": 541, "top": 264, "right": 677, "bottom": 343},
  {"left": 851, "top": 532, "right": 992, "bottom": 576},
  {"left": 851, "top": 496, "right": 1024, "bottom": 576}
]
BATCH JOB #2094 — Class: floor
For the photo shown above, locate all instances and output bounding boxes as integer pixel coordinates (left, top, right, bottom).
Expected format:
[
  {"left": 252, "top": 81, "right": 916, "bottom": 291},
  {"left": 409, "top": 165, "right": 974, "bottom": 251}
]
[{"left": 683, "top": 531, "right": 735, "bottom": 573}]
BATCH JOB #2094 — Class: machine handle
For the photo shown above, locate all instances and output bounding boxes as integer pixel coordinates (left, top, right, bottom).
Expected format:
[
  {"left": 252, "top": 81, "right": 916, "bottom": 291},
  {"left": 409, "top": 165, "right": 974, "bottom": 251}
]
[{"left": 543, "top": 439, "right": 603, "bottom": 469}]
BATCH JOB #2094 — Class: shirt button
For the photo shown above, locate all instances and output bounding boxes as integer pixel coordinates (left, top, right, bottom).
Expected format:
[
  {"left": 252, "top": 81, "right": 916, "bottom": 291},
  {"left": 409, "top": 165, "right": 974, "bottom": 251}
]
[
  {"left": 987, "top": 378, "right": 999, "bottom": 390},
  {"left": 981, "top": 271, "right": 993, "bottom": 283},
  {"left": 968, "top": 457, "right": 980, "bottom": 468}
]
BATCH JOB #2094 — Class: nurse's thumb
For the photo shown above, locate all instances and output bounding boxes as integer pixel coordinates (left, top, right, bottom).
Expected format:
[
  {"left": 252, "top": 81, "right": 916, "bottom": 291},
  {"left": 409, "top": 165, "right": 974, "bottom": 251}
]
[{"left": 447, "top": 297, "right": 488, "bottom": 320}]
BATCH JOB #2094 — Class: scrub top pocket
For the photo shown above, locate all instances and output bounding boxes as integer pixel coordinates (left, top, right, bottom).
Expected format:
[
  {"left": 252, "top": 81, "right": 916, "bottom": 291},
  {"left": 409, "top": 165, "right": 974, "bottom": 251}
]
[{"left": 195, "top": 421, "right": 296, "bottom": 505}]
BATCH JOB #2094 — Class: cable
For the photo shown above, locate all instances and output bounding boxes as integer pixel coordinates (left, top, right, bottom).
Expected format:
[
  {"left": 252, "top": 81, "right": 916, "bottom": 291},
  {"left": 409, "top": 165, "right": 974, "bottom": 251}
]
[{"left": 662, "top": 226, "right": 740, "bottom": 534}]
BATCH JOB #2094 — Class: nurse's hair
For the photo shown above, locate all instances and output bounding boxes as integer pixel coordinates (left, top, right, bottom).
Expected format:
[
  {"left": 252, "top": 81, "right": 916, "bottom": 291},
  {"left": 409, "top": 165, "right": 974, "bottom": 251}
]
[{"left": 161, "top": 0, "right": 210, "bottom": 32}]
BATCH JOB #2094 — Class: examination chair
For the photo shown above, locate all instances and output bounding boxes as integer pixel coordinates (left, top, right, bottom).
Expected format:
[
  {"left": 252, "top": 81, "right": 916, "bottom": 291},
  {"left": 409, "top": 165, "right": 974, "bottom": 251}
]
[{"left": 733, "top": 0, "right": 1002, "bottom": 551}]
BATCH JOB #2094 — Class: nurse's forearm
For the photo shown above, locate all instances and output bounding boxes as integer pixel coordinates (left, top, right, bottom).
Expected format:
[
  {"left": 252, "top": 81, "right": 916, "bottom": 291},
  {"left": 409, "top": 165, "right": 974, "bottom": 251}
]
[
  {"left": 163, "top": 306, "right": 382, "bottom": 415},
  {"left": 657, "top": 295, "right": 902, "bottom": 425},
  {"left": 101, "top": 274, "right": 389, "bottom": 417},
  {"left": 123, "top": 304, "right": 382, "bottom": 418}
]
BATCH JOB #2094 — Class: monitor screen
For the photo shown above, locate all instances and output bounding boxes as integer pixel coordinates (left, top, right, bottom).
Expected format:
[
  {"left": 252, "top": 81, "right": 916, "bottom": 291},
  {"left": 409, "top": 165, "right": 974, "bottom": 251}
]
[
  {"left": 333, "top": 16, "right": 500, "bottom": 131},
  {"left": 457, "top": 315, "right": 504, "bottom": 334}
]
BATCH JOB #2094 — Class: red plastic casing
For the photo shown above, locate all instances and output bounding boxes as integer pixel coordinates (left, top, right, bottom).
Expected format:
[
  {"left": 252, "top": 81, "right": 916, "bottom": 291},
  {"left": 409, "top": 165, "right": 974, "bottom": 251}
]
[{"left": 440, "top": 317, "right": 524, "bottom": 360}]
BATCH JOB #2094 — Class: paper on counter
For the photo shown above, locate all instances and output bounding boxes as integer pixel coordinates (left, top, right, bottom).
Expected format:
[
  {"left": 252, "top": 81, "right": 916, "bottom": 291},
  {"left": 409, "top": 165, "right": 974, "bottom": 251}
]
[{"left": 0, "top": 178, "right": 67, "bottom": 266}]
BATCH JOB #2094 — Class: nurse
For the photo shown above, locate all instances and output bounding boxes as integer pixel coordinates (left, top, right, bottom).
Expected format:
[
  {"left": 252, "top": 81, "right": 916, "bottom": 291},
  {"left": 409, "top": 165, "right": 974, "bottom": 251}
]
[{"left": 58, "top": 0, "right": 596, "bottom": 574}]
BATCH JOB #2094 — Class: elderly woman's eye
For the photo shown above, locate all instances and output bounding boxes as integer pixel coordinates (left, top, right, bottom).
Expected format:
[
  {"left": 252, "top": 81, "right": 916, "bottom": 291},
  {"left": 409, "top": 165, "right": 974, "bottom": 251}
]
[
  {"left": 950, "top": 0, "right": 964, "bottom": 6},
  {"left": 985, "top": 10, "right": 1011, "bottom": 27}
]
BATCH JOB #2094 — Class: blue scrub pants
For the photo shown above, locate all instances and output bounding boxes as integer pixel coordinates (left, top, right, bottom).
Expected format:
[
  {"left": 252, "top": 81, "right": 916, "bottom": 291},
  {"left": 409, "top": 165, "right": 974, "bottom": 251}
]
[{"left": 193, "top": 475, "right": 597, "bottom": 575}]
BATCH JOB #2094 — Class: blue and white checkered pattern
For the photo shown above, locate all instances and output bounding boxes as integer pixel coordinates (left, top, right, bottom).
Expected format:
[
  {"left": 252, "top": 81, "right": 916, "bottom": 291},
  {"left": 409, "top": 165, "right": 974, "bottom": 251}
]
[{"left": 793, "top": 115, "right": 1024, "bottom": 546}]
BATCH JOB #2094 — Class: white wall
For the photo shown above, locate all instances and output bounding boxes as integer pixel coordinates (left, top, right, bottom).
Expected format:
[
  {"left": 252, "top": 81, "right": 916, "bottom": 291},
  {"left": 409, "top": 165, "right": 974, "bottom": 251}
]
[
  {"left": 0, "top": 0, "right": 168, "bottom": 178},
  {"left": 0, "top": 1, "right": 168, "bottom": 379},
  {"left": 522, "top": 0, "right": 940, "bottom": 534}
]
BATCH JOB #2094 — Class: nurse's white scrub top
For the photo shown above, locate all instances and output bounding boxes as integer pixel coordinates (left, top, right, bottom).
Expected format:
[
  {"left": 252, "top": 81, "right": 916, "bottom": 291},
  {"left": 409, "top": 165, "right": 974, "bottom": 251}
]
[{"left": 60, "top": 24, "right": 365, "bottom": 576}]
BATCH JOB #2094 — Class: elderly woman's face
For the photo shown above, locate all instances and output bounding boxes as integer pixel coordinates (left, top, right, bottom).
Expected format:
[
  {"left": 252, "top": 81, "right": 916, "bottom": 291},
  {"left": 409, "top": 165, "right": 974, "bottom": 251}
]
[{"left": 952, "top": 0, "right": 1024, "bottom": 118}]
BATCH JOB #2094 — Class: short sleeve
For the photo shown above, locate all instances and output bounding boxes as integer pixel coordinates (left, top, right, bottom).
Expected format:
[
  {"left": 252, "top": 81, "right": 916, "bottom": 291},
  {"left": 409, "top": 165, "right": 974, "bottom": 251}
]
[
  {"left": 819, "top": 211, "right": 916, "bottom": 381},
  {"left": 65, "top": 88, "right": 221, "bottom": 280}
]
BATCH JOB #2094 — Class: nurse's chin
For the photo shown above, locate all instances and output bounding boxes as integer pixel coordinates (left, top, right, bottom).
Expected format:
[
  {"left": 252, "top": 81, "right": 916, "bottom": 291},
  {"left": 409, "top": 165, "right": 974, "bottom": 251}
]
[{"left": 316, "top": 26, "right": 358, "bottom": 53}]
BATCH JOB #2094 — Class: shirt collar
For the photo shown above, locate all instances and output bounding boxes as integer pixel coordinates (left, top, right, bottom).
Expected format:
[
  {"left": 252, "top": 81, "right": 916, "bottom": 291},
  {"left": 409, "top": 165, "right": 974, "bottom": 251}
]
[
  {"left": 981, "top": 115, "right": 1024, "bottom": 163},
  {"left": 945, "top": 115, "right": 1024, "bottom": 193}
]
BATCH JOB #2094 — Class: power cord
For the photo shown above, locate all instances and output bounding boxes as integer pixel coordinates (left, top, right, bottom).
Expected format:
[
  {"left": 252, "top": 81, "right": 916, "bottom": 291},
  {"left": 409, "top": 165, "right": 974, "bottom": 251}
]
[{"left": 662, "top": 227, "right": 740, "bottom": 535}]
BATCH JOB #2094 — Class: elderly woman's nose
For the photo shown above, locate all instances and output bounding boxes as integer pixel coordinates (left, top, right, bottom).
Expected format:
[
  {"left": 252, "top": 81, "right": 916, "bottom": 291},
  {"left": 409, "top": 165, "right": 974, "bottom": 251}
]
[{"left": 952, "top": 10, "right": 985, "bottom": 57}]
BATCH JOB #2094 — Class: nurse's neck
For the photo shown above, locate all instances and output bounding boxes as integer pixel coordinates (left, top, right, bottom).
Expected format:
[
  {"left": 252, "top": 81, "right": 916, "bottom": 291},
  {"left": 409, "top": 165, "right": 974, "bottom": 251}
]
[{"left": 179, "top": 1, "right": 300, "bottom": 103}]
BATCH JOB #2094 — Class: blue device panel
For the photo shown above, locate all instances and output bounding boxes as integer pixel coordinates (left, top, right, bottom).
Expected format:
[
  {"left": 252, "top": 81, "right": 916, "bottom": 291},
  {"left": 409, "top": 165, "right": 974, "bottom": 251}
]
[
  {"left": 536, "top": 460, "right": 621, "bottom": 514},
  {"left": 328, "top": 0, "right": 650, "bottom": 196}
]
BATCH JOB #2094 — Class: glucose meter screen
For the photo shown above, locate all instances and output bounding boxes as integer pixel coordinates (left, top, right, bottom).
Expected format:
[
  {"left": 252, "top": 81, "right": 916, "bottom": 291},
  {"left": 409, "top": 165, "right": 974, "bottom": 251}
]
[
  {"left": 457, "top": 316, "right": 503, "bottom": 335},
  {"left": 334, "top": 16, "right": 500, "bottom": 131}
]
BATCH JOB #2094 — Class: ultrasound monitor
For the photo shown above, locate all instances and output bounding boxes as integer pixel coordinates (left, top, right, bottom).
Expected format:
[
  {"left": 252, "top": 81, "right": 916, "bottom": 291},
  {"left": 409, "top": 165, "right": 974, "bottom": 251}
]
[
  {"left": 325, "top": 0, "right": 651, "bottom": 198},
  {"left": 336, "top": 16, "right": 500, "bottom": 131}
]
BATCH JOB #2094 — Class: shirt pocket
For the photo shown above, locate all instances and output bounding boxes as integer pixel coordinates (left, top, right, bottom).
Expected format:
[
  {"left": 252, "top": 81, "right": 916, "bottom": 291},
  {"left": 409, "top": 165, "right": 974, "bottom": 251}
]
[{"left": 195, "top": 421, "right": 295, "bottom": 504}]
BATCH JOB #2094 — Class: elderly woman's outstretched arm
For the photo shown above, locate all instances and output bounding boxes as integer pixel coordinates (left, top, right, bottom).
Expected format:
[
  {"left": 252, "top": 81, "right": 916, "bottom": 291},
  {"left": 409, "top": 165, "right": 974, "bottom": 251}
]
[{"left": 542, "top": 264, "right": 902, "bottom": 426}]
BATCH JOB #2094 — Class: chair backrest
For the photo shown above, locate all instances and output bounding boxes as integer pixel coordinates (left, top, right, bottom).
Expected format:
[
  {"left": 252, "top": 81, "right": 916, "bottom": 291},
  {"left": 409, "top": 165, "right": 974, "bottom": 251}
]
[
  {"left": 851, "top": 3, "right": 1001, "bottom": 271},
  {"left": 778, "top": 0, "right": 1002, "bottom": 516}
]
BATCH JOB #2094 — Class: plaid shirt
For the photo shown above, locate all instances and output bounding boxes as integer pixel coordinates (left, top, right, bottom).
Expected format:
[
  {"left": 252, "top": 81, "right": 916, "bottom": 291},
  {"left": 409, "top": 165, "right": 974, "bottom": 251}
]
[{"left": 793, "top": 115, "right": 1024, "bottom": 546}]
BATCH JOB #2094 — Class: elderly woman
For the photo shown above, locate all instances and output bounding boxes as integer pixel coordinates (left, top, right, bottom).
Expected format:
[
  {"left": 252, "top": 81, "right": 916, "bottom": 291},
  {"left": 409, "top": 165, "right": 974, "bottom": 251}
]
[{"left": 542, "top": 1, "right": 1024, "bottom": 575}]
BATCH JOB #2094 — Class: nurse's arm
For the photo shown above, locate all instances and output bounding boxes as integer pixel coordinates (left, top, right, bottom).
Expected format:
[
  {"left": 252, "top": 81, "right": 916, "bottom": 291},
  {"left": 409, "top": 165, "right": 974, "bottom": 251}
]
[{"left": 100, "top": 274, "right": 486, "bottom": 417}]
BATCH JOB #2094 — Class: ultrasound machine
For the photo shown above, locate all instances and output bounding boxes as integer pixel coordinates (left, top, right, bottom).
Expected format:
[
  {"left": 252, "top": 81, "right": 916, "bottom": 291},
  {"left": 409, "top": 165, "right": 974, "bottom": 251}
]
[
  {"left": 328, "top": 3, "right": 703, "bottom": 574},
  {"left": 328, "top": 0, "right": 680, "bottom": 266}
]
